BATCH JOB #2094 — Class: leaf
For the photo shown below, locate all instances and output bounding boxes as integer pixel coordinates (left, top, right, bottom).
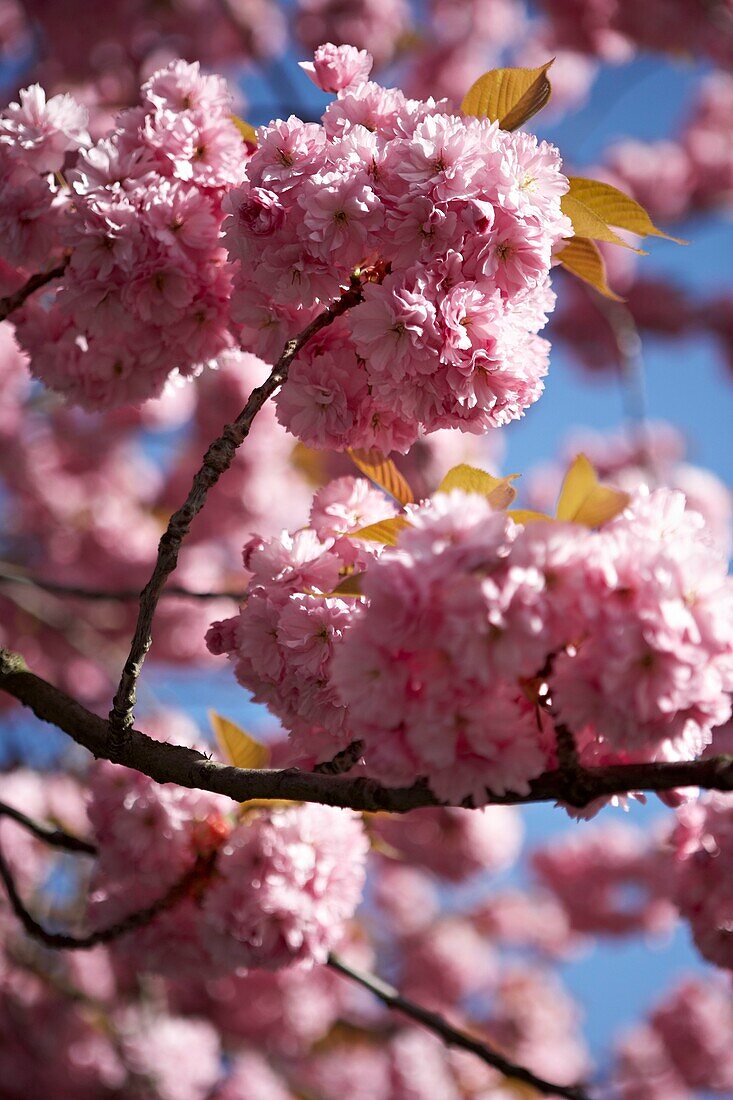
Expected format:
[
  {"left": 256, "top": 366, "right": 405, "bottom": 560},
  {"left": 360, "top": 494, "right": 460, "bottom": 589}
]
[
  {"left": 209, "top": 711, "right": 270, "bottom": 771},
  {"left": 567, "top": 177, "right": 687, "bottom": 244},
  {"left": 329, "top": 573, "right": 365, "bottom": 597},
  {"left": 555, "top": 237, "right": 623, "bottom": 301},
  {"left": 561, "top": 194, "right": 644, "bottom": 252},
  {"left": 556, "top": 454, "right": 630, "bottom": 528},
  {"left": 230, "top": 115, "right": 258, "bottom": 146},
  {"left": 353, "top": 516, "right": 411, "bottom": 546},
  {"left": 461, "top": 61, "right": 554, "bottom": 131},
  {"left": 507, "top": 509, "right": 552, "bottom": 525},
  {"left": 347, "top": 449, "right": 415, "bottom": 506},
  {"left": 437, "top": 465, "right": 519, "bottom": 508}
]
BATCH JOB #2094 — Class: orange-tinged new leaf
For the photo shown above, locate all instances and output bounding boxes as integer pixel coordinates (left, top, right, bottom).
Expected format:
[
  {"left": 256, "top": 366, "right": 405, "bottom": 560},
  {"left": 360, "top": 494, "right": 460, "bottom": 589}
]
[
  {"left": 556, "top": 237, "right": 624, "bottom": 301},
  {"left": 231, "top": 115, "right": 258, "bottom": 146},
  {"left": 437, "top": 465, "right": 519, "bottom": 508},
  {"left": 506, "top": 509, "right": 552, "bottom": 525},
  {"left": 556, "top": 454, "right": 630, "bottom": 528},
  {"left": 567, "top": 177, "right": 687, "bottom": 244},
  {"left": 561, "top": 195, "right": 644, "bottom": 252},
  {"left": 347, "top": 449, "right": 415, "bottom": 505},
  {"left": 209, "top": 710, "right": 270, "bottom": 770},
  {"left": 461, "top": 61, "right": 553, "bottom": 131},
  {"left": 353, "top": 515, "right": 411, "bottom": 546}
]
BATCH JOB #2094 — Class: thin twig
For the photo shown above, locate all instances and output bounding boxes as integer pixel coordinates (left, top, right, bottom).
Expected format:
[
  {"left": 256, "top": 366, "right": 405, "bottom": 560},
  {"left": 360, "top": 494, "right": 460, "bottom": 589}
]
[
  {"left": 0, "top": 565, "right": 245, "bottom": 603},
  {"left": 109, "top": 275, "right": 375, "bottom": 746},
  {"left": 0, "top": 842, "right": 215, "bottom": 950},
  {"left": 0, "top": 800, "right": 97, "bottom": 855},
  {"left": 2, "top": 650, "right": 733, "bottom": 815},
  {"left": 0, "top": 260, "right": 68, "bottom": 322},
  {"left": 327, "top": 954, "right": 590, "bottom": 1100}
]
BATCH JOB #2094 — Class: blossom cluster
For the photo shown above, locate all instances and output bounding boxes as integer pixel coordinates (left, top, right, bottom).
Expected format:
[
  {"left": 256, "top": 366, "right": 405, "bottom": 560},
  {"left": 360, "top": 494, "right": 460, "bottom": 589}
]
[
  {"left": 209, "top": 472, "right": 733, "bottom": 805},
  {"left": 6, "top": 61, "right": 246, "bottom": 408},
  {"left": 88, "top": 750, "right": 368, "bottom": 978},
  {"left": 224, "top": 46, "right": 572, "bottom": 452}
]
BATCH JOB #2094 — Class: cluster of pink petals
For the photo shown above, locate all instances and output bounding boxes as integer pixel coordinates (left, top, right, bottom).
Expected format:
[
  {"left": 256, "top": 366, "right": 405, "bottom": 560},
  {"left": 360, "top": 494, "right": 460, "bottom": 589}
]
[
  {"left": 10, "top": 61, "right": 246, "bottom": 409},
  {"left": 669, "top": 792, "right": 733, "bottom": 970},
  {"left": 613, "top": 975, "right": 733, "bottom": 1098},
  {"left": 0, "top": 83, "right": 88, "bottom": 271},
  {"left": 206, "top": 476, "right": 396, "bottom": 764},
  {"left": 224, "top": 46, "right": 571, "bottom": 452},
  {"left": 211, "top": 478, "right": 733, "bottom": 804},
  {"left": 88, "top": 759, "right": 368, "bottom": 977},
  {"left": 532, "top": 821, "right": 677, "bottom": 938},
  {"left": 371, "top": 805, "right": 523, "bottom": 881}
]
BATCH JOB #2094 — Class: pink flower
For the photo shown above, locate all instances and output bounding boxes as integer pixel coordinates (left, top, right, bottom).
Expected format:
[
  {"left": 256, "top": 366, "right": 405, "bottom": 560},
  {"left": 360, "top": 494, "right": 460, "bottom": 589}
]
[{"left": 300, "top": 43, "right": 373, "bottom": 93}]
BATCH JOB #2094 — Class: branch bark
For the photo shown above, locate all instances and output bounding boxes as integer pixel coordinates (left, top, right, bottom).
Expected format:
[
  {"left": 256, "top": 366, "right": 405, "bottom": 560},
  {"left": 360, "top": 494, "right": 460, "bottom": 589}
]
[
  {"left": 0, "top": 564, "right": 245, "bottom": 603},
  {"left": 0, "top": 799, "right": 97, "bottom": 855},
  {"left": 0, "top": 260, "right": 69, "bottom": 322},
  {"left": 0, "top": 840, "right": 215, "bottom": 950},
  {"left": 3, "top": 649, "right": 733, "bottom": 814},
  {"left": 108, "top": 277, "right": 371, "bottom": 745},
  {"left": 327, "top": 955, "right": 589, "bottom": 1100}
]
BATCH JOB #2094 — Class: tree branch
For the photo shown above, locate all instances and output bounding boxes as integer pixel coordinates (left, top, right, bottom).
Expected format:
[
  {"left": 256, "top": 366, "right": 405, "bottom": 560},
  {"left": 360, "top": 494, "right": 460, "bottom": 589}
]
[
  {"left": 3, "top": 649, "right": 733, "bottom": 815},
  {"left": 0, "top": 839, "right": 215, "bottom": 950},
  {"left": 0, "top": 564, "right": 245, "bottom": 603},
  {"left": 0, "top": 799, "right": 97, "bottom": 855},
  {"left": 108, "top": 275, "right": 374, "bottom": 745},
  {"left": 0, "top": 260, "right": 69, "bottom": 322},
  {"left": 327, "top": 954, "right": 590, "bottom": 1100}
]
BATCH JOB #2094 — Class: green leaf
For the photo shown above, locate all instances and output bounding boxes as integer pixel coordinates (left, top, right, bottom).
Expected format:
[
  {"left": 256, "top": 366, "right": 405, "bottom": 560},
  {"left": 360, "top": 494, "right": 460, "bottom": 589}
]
[
  {"left": 437, "top": 465, "right": 519, "bottom": 508},
  {"left": 567, "top": 177, "right": 687, "bottom": 244},
  {"left": 209, "top": 711, "right": 270, "bottom": 770},
  {"left": 347, "top": 449, "right": 415, "bottom": 506},
  {"left": 561, "top": 194, "right": 645, "bottom": 252},
  {"left": 555, "top": 237, "right": 624, "bottom": 301},
  {"left": 461, "top": 60, "right": 553, "bottom": 131}
]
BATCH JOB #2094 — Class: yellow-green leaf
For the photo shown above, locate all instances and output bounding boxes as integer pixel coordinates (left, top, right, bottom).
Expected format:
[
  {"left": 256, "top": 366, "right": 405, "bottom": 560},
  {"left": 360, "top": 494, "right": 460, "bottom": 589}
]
[
  {"left": 437, "top": 465, "right": 519, "bottom": 508},
  {"left": 230, "top": 115, "right": 258, "bottom": 146},
  {"left": 561, "top": 194, "right": 644, "bottom": 252},
  {"left": 567, "top": 177, "right": 687, "bottom": 244},
  {"left": 556, "top": 237, "right": 623, "bottom": 301},
  {"left": 556, "top": 454, "right": 630, "bottom": 528},
  {"left": 209, "top": 710, "right": 270, "bottom": 770},
  {"left": 461, "top": 61, "right": 553, "bottom": 131},
  {"left": 353, "top": 516, "right": 411, "bottom": 546},
  {"left": 329, "top": 573, "right": 365, "bottom": 597},
  {"left": 347, "top": 449, "right": 415, "bottom": 506}
]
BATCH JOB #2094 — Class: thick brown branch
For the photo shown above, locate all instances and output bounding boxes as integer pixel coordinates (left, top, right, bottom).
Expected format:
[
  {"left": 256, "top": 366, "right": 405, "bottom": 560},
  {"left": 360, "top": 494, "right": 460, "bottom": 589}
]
[
  {"left": 109, "top": 278, "right": 371, "bottom": 744},
  {"left": 327, "top": 955, "right": 589, "bottom": 1100},
  {"left": 3, "top": 649, "right": 733, "bottom": 815},
  {"left": 0, "top": 799, "right": 97, "bottom": 855},
  {"left": 0, "top": 260, "right": 69, "bottom": 322},
  {"left": 0, "top": 839, "right": 214, "bottom": 950}
]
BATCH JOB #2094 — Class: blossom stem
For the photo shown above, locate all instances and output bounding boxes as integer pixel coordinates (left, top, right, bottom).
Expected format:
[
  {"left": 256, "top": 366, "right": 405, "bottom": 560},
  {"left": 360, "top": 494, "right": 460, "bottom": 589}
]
[
  {"left": 327, "top": 954, "right": 590, "bottom": 1100},
  {"left": 108, "top": 278, "right": 371, "bottom": 749}
]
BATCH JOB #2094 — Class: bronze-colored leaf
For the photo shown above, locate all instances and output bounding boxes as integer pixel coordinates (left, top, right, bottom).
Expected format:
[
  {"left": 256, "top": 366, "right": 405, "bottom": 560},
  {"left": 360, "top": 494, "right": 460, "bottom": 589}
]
[{"left": 461, "top": 61, "right": 553, "bottom": 131}]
